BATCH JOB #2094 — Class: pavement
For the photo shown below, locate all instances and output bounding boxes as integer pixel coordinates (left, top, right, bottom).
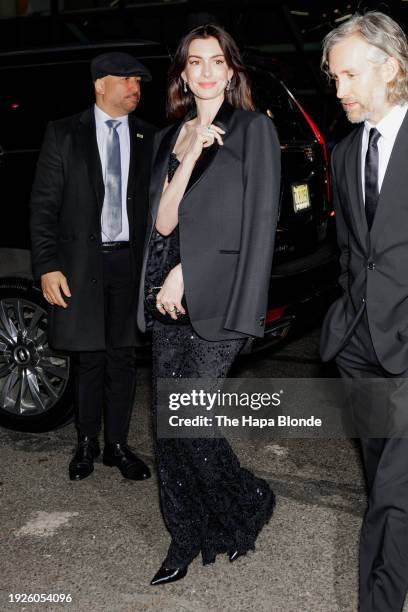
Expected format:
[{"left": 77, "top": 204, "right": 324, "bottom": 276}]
[{"left": 0, "top": 327, "right": 405, "bottom": 612}]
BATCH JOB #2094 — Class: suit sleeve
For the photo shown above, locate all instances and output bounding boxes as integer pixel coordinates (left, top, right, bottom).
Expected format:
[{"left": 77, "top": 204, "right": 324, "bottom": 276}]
[
  {"left": 331, "top": 148, "right": 350, "bottom": 295},
  {"left": 30, "top": 121, "right": 64, "bottom": 279},
  {"left": 224, "top": 113, "right": 281, "bottom": 337}
]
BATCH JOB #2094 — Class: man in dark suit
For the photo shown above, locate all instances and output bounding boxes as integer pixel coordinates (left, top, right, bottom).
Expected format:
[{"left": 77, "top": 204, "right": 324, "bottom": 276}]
[
  {"left": 320, "top": 11, "right": 408, "bottom": 612},
  {"left": 30, "top": 52, "right": 155, "bottom": 482}
]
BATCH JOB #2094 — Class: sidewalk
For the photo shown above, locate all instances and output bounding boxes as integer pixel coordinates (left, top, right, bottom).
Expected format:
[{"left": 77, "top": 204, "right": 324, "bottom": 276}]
[{"left": 1, "top": 368, "right": 369, "bottom": 612}]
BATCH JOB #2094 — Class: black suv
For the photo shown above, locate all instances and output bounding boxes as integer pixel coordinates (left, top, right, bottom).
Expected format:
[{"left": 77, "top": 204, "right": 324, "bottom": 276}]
[{"left": 0, "top": 41, "right": 338, "bottom": 432}]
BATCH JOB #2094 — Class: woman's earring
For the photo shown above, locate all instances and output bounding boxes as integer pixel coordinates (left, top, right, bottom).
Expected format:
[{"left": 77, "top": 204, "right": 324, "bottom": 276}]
[
  {"left": 183, "top": 80, "right": 188, "bottom": 93},
  {"left": 226, "top": 79, "right": 231, "bottom": 91}
]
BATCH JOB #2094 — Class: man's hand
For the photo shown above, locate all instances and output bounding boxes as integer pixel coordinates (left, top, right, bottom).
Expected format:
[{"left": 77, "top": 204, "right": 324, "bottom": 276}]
[{"left": 41, "top": 271, "right": 71, "bottom": 308}]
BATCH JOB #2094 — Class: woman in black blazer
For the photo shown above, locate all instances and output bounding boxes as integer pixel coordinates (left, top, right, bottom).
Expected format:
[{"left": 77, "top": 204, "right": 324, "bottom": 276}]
[{"left": 139, "top": 24, "right": 281, "bottom": 585}]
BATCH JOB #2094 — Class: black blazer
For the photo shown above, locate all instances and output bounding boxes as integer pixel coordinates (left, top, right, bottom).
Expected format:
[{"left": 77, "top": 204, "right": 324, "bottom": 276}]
[
  {"left": 320, "top": 109, "right": 408, "bottom": 374},
  {"left": 30, "top": 108, "right": 156, "bottom": 351},
  {"left": 137, "top": 100, "right": 281, "bottom": 341}
]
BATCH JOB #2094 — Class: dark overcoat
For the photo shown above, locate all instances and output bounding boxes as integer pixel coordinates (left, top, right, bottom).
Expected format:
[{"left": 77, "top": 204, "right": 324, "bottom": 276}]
[
  {"left": 320, "top": 110, "right": 408, "bottom": 374},
  {"left": 30, "top": 108, "right": 156, "bottom": 351},
  {"left": 137, "top": 100, "right": 281, "bottom": 341}
]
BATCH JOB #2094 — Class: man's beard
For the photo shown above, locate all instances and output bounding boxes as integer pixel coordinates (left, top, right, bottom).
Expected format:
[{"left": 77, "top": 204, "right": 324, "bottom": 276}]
[
  {"left": 343, "top": 88, "right": 387, "bottom": 124},
  {"left": 343, "top": 103, "right": 369, "bottom": 124}
]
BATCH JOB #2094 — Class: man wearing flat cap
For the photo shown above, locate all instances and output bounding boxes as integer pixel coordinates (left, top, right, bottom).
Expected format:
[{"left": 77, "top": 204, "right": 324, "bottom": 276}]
[{"left": 30, "top": 52, "right": 156, "bottom": 481}]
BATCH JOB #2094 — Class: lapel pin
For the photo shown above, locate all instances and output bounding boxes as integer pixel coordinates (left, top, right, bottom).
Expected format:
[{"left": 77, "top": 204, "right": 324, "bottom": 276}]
[{"left": 136, "top": 133, "right": 144, "bottom": 139}]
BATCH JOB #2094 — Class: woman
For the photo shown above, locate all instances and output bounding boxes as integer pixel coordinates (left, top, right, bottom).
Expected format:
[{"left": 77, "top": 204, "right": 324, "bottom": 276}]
[{"left": 138, "top": 24, "right": 281, "bottom": 585}]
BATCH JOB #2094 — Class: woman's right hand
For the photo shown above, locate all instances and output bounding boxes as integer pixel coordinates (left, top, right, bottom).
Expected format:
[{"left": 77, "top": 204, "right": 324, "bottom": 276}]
[
  {"left": 183, "top": 123, "right": 225, "bottom": 163},
  {"left": 156, "top": 263, "right": 186, "bottom": 321}
]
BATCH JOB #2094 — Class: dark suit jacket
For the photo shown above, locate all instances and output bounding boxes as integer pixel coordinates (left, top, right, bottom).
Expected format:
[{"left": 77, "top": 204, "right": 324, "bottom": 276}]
[
  {"left": 30, "top": 108, "right": 156, "bottom": 351},
  {"left": 137, "top": 100, "right": 281, "bottom": 341},
  {"left": 320, "top": 109, "right": 408, "bottom": 374}
]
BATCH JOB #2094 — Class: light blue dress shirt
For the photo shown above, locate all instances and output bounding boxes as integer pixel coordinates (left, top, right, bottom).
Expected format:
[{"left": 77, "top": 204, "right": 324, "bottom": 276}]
[{"left": 94, "top": 103, "right": 130, "bottom": 242}]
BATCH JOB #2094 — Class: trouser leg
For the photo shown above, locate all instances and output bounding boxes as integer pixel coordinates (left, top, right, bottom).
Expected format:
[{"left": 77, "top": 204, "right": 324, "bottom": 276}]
[
  {"left": 358, "top": 437, "right": 408, "bottom": 612},
  {"left": 104, "top": 346, "right": 136, "bottom": 444},
  {"left": 336, "top": 312, "right": 408, "bottom": 611},
  {"left": 74, "top": 350, "right": 105, "bottom": 438},
  {"left": 103, "top": 248, "right": 137, "bottom": 444}
]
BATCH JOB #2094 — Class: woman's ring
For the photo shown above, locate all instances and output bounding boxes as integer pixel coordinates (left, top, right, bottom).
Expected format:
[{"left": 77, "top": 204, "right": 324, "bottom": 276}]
[
  {"left": 156, "top": 302, "right": 163, "bottom": 310},
  {"left": 168, "top": 306, "right": 176, "bottom": 313}
]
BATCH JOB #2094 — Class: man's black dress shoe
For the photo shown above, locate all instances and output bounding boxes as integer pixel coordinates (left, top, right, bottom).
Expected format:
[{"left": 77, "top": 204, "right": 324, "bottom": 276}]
[
  {"left": 69, "top": 436, "right": 100, "bottom": 481},
  {"left": 103, "top": 443, "right": 151, "bottom": 480},
  {"left": 150, "top": 563, "right": 188, "bottom": 585}
]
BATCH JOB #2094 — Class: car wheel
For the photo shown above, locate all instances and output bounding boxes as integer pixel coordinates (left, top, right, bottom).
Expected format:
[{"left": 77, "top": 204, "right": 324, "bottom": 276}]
[{"left": 0, "top": 282, "right": 74, "bottom": 432}]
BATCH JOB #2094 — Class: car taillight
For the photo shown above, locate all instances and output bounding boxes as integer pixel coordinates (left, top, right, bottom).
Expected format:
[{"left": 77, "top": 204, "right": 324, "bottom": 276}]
[
  {"left": 294, "top": 100, "right": 331, "bottom": 204},
  {"left": 266, "top": 305, "right": 288, "bottom": 325}
]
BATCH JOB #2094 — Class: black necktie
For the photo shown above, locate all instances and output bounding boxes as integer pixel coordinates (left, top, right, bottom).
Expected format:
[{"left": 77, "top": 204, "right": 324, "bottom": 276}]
[{"left": 364, "top": 127, "right": 381, "bottom": 231}]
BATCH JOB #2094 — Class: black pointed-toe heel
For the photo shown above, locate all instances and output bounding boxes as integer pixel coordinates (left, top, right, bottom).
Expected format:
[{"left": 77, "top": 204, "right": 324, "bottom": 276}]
[
  {"left": 150, "top": 563, "right": 188, "bottom": 585},
  {"left": 229, "top": 550, "right": 243, "bottom": 562}
]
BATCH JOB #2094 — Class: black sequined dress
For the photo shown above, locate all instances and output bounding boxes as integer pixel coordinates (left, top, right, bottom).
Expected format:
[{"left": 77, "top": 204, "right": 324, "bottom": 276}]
[
  {"left": 148, "top": 152, "right": 275, "bottom": 569},
  {"left": 144, "top": 153, "right": 183, "bottom": 328}
]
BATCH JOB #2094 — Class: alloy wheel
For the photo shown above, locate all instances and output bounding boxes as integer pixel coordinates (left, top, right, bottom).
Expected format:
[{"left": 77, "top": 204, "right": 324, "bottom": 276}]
[{"left": 0, "top": 297, "right": 70, "bottom": 416}]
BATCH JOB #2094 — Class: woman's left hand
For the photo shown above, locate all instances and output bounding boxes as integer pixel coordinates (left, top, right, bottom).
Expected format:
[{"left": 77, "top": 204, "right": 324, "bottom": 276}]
[{"left": 156, "top": 263, "right": 186, "bottom": 321}]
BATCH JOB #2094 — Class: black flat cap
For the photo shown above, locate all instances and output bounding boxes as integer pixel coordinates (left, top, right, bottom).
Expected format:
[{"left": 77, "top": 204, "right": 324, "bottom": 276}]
[{"left": 91, "top": 52, "right": 152, "bottom": 82}]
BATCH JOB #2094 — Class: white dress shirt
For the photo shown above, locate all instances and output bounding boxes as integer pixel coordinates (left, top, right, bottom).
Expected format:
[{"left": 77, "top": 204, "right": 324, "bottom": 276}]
[
  {"left": 94, "top": 103, "right": 130, "bottom": 242},
  {"left": 361, "top": 103, "right": 408, "bottom": 202}
]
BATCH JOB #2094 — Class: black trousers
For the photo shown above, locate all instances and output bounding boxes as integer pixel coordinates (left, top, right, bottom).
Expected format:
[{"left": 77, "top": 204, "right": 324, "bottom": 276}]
[
  {"left": 152, "top": 321, "right": 274, "bottom": 568},
  {"left": 336, "top": 311, "right": 408, "bottom": 612},
  {"left": 74, "top": 249, "right": 136, "bottom": 444}
]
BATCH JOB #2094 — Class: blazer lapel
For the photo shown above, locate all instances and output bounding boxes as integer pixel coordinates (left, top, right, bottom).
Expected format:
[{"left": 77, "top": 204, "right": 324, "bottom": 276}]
[
  {"left": 149, "top": 100, "right": 236, "bottom": 220},
  {"left": 370, "top": 110, "right": 408, "bottom": 240},
  {"left": 149, "top": 121, "right": 182, "bottom": 222},
  {"left": 79, "top": 108, "right": 104, "bottom": 209},
  {"left": 127, "top": 116, "right": 138, "bottom": 195},
  {"left": 344, "top": 125, "right": 368, "bottom": 251},
  {"left": 183, "top": 100, "right": 235, "bottom": 197},
  {"left": 127, "top": 115, "right": 141, "bottom": 230}
]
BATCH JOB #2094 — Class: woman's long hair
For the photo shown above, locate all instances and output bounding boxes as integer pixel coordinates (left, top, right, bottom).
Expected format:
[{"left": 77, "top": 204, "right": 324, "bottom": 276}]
[{"left": 167, "top": 24, "right": 254, "bottom": 120}]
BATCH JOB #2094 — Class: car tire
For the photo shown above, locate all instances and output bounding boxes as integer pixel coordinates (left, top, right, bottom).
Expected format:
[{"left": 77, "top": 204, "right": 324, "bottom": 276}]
[{"left": 0, "top": 280, "right": 74, "bottom": 432}]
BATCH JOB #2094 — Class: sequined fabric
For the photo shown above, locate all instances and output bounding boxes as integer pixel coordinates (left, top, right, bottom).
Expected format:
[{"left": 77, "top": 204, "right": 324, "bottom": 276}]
[
  {"left": 152, "top": 321, "right": 275, "bottom": 568},
  {"left": 144, "top": 153, "right": 183, "bottom": 328}
]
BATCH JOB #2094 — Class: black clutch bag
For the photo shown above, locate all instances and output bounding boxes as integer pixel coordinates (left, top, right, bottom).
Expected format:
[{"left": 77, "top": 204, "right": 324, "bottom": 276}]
[{"left": 144, "top": 286, "right": 190, "bottom": 325}]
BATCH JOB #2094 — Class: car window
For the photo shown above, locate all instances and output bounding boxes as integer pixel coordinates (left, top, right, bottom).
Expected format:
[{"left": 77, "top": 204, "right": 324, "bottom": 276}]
[
  {"left": 0, "top": 55, "right": 169, "bottom": 151},
  {"left": 249, "top": 67, "right": 311, "bottom": 142},
  {"left": 0, "top": 62, "right": 93, "bottom": 150}
]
